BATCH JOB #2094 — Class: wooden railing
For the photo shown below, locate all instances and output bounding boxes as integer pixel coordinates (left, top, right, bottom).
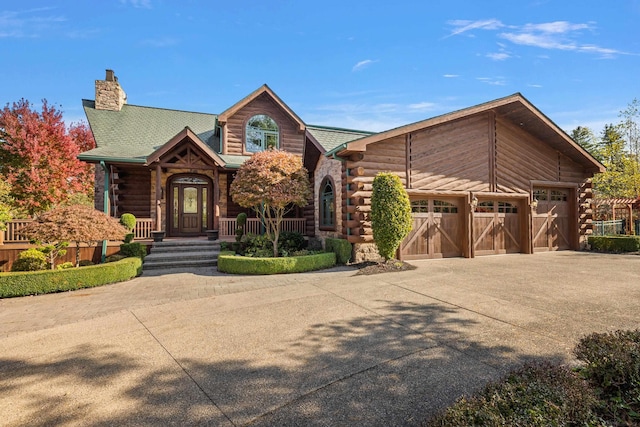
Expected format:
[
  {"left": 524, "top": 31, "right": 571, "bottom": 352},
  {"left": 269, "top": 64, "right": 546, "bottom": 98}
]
[
  {"left": 3, "top": 217, "right": 306, "bottom": 242},
  {"left": 3, "top": 219, "right": 32, "bottom": 243},
  {"left": 219, "top": 218, "right": 306, "bottom": 238},
  {"left": 2, "top": 218, "right": 156, "bottom": 243},
  {"left": 133, "top": 218, "right": 154, "bottom": 239}
]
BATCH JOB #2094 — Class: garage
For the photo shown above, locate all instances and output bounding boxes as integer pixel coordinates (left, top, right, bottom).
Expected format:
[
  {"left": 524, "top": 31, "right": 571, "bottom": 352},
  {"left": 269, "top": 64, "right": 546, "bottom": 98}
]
[
  {"left": 532, "top": 187, "right": 572, "bottom": 251},
  {"left": 473, "top": 199, "right": 524, "bottom": 256},
  {"left": 400, "top": 198, "right": 463, "bottom": 260}
]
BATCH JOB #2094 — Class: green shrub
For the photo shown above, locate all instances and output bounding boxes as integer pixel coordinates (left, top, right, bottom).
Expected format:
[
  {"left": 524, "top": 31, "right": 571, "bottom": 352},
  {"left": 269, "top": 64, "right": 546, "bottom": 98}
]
[
  {"left": 574, "top": 329, "right": 640, "bottom": 424},
  {"left": 242, "top": 233, "right": 272, "bottom": 257},
  {"left": 123, "top": 233, "right": 135, "bottom": 244},
  {"left": 220, "top": 241, "right": 231, "bottom": 251},
  {"left": 218, "top": 252, "right": 336, "bottom": 275},
  {"left": 588, "top": 235, "right": 640, "bottom": 252},
  {"left": 56, "top": 262, "right": 75, "bottom": 270},
  {"left": 0, "top": 257, "right": 143, "bottom": 298},
  {"left": 279, "top": 231, "right": 305, "bottom": 252},
  {"left": 120, "top": 242, "right": 147, "bottom": 260},
  {"left": 11, "top": 248, "right": 48, "bottom": 272},
  {"left": 428, "top": 362, "right": 598, "bottom": 427},
  {"left": 79, "top": 260, "right": 95, "bottom": 267},
  {"left": 325, "top": 238, "right": 352, "bottom": 264},
  {"left": 236, "top": 212, "right": 248, "bottom": 242},
  {"left": 371, "top": 172, "right": 412, "bottom": 260},
  {"left": 119, "top": 213, "right": 136, "bottom": 231},
  {"left": 105, "top": 254, "right": 126, "bottom": 263}
]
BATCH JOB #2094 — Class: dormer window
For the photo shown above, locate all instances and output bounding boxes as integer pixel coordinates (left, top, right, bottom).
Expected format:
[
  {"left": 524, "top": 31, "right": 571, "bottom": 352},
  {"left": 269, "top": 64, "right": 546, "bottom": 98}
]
[{"left": 246, "top": 114, "right": 279, "bottom": 153}]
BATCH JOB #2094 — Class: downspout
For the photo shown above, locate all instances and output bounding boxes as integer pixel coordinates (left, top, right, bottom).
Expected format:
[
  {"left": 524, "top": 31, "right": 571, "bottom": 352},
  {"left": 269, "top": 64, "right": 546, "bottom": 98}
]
[{"left": 100, "top": 161, "right": 110, "bottom": 263}]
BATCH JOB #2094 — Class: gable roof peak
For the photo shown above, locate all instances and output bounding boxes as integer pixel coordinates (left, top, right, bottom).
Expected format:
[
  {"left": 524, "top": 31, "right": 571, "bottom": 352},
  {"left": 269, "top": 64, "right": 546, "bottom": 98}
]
[{"left": 218, "top": 84, "right": 305, "bottom": 132}]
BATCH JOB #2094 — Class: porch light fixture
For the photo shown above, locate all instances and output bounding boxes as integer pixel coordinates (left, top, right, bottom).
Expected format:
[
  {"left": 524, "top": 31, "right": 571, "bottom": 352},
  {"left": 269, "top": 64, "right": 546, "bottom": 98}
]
[
  {"left": 470, "top": 196, "right": 478, "bottom": 211},
  {"left": 531, "top": 198, "right": 539, "bottom": 209}
]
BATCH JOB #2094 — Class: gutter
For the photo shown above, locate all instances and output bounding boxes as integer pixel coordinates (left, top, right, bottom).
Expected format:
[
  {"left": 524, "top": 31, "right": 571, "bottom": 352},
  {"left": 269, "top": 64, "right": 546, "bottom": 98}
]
[{"left": 99, "top": 161, "right": 110, "bottom": 263}]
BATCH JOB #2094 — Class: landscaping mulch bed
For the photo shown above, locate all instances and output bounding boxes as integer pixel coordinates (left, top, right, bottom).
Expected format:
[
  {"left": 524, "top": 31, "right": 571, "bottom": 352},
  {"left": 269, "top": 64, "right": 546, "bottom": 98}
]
[{"left": 351, "top": 259, "right": 417, "bottom": 275}]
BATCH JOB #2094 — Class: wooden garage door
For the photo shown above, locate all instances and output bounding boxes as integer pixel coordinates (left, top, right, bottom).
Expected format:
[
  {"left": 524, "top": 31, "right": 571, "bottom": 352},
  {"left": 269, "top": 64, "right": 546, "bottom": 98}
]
[
  {"left": 532, "top": 188, "right": 571, "bottom": 251},
  {"left": 473, "top": 201, "right": 521, "bottom": 256},
  {"left": 401, "top": 199, "right": 463, "bottom": 260}
]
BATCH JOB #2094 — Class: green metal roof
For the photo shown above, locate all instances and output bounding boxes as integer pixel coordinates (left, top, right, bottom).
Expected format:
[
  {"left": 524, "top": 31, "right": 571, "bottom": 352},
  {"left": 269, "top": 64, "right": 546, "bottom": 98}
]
[
  {"left": 80, "top": 100, "right": 218, "bottom": 162},
  {"left": 306, "top": 125, "right": 374, "bottom": 152},
  {"left": 218, "top": 154, "right": 250, "bottom": 169}
]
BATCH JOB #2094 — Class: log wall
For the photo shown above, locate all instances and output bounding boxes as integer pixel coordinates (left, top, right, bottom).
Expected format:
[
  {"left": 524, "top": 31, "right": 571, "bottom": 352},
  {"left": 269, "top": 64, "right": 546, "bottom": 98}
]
[
  {"left": 223, "top": 93, "right": 304, "bottom": 157},
  {"left": 410, "top": 114, "right": 490, "bottom": 192},
  {"left": 112, "top": 165, "right": 152, "bottom": 218}
]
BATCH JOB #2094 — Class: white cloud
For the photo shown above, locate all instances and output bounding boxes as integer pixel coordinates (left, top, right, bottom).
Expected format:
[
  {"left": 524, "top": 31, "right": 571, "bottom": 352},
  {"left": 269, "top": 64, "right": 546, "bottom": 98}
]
[
  {"left": 476, "top": 77, "right": 507, "bottom": 86},
  {"left": 486, "top": 52, "right": 510, "bottom": 61},
  {"left": 120, "top": 0, "right": 152, "bottom": 8},
  {"left": 408, "top": 102, "right": 437, "bottom": 111},
  {"left": 443, "top": 74, "right": 459, "bottom": 78},
  {"left": 527, "top": 84, "right": 543, "bottom": 88},
  {"left": 446, "top": 19, "right": 504, "bottom": 37},
  {"left": 352, "top": 59, "right": 376, "bottom": 72},
  {"left": 448, "top": 18, "right": 629, "bottom": 58},
  {"left": 0, "top": 7, "right": 65, "bottom": 38}
]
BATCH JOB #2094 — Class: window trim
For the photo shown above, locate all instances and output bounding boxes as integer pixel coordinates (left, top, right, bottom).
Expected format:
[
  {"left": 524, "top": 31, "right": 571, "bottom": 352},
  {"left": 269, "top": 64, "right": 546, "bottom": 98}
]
[
  {"left": 244, "top": 114, "right": 280, "bottom": 154},
  {"left": 319, "top": 176, "right": 336, "bottom": 231}
]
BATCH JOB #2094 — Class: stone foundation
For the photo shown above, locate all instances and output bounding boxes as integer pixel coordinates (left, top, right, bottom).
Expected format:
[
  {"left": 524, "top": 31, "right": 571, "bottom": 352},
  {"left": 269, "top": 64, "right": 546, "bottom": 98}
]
[{"left": 353, "top": 242, "right": 384, "bottom": 263}]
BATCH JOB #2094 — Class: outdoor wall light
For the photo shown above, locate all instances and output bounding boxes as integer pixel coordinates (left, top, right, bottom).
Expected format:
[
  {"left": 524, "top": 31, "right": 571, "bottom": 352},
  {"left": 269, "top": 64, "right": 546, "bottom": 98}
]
[
  {"left": 531, "top": 198, "right": 539, "bottom": 209},
  {"left": 470, "top": 196, "right": 479, "bottom": 210}
]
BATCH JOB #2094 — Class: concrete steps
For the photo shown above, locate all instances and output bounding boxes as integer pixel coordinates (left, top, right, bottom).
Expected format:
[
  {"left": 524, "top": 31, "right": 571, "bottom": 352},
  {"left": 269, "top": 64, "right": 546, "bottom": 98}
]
[{"left": 142, "top": 239, "right": 220, "bottom": 274}]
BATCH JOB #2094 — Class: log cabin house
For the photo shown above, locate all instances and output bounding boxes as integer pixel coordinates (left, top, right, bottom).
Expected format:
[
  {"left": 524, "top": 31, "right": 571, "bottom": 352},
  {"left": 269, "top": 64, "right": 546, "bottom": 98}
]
[{"left": 77, "top": 70, "right": 604, "bottom": 262}]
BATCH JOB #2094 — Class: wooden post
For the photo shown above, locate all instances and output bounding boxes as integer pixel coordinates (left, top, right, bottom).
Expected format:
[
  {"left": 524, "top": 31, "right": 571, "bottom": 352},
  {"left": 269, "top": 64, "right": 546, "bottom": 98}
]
[
  {"left": 213, "top": 168, "right": 220, "bottom": 230},
  {"left": 155, "top": 164, "right": 162, "bottom": 231}
]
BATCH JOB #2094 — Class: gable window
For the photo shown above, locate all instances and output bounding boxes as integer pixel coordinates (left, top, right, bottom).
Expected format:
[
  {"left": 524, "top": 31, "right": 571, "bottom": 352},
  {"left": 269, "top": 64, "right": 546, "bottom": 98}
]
[
  {"left": 319, "top": 177, "right": 335, "bottom": 230},
  {"left": 246, "top": 114, "right": 279, "bottom": 153}
]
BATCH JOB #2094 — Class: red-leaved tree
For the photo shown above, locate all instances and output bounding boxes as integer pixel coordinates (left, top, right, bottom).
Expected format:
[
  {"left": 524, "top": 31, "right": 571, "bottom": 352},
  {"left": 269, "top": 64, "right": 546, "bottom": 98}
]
[
  {"left": 230, "top": 149, "right": 311, "bottom": 257},
  {"left": 0, "top": 99, "right": 96, "bottom": 215}
]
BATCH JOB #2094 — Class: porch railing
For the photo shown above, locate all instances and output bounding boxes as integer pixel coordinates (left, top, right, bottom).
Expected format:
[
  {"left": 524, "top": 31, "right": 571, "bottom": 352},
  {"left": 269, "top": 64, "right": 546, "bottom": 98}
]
[
  {"left": 219, "top": 218, "right": 306, "bottom": 238},
  {"left": 3, "top": 217, "right": 306, "bottom": 243},
  {"left": 2, "top": 218, "right": 156, "bottom": 243}
]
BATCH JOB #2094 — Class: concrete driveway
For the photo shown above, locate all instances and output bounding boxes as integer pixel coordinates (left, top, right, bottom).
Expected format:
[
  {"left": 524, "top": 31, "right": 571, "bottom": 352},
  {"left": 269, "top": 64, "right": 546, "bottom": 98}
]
[{"left": 1, "top": 251, "right": 638, "bottom": 426}]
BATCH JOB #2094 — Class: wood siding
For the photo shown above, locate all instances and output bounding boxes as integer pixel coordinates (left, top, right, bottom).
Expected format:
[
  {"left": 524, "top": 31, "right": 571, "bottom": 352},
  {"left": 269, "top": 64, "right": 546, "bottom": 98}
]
[
  {"left": 223, "top": 93, "right": 304, "bottom": 157},
  {"left": 495, "top": 118, "right": 587, "bottom": 193},
  {"left": 409, "top": 114, "right": 490, "bottom": 192}
]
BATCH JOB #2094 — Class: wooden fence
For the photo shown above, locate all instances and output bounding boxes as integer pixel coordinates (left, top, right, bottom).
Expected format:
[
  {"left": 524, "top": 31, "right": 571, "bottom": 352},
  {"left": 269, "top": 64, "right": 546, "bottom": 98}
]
[
  {"left": 218, "top": 218, "right": 306, "bottom": 238},
  {"left": 2, "top": 218, "right": 155, "bottom": 243},
  {"left": 3, "top": 217, "right": 306, "bottom": 242}
]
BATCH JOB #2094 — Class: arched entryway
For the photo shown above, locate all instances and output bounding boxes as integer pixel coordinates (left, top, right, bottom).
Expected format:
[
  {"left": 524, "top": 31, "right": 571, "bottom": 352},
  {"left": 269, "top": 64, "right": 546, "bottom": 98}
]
[{"left": 167, "top": 174, "right": 213, "bottom": 237}]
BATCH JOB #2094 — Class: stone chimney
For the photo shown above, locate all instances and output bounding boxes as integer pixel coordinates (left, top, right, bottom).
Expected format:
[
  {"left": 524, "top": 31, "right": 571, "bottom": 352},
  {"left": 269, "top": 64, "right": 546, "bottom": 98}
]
[{"left": 95, "top": 69, "right": 127, "bottom": 111}]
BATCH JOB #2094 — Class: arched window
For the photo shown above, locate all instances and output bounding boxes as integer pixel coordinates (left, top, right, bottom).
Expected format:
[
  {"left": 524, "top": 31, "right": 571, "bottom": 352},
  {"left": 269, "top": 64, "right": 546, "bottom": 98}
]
[
  {"left": 319, "top": 177, "right": 335, "bottom": 230},
  {"left": 245, "top": 114, "right": 279, "bottom": 153}
]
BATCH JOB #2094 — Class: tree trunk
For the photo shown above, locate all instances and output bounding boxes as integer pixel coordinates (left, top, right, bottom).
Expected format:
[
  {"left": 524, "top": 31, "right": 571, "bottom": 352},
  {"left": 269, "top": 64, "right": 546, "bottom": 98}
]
[{"left": 75, "top": 242, "right": 81, "bottom": 267}]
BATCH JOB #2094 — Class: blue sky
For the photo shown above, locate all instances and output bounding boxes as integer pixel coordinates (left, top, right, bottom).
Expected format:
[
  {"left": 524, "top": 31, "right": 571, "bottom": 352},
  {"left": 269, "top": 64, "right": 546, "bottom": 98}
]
[{"left": 1, "top": 1, "right": 638, "bottom": 135}]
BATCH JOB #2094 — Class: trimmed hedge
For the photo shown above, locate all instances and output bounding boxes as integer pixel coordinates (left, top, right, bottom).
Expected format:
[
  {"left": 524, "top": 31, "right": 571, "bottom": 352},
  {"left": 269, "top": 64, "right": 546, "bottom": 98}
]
[
  {"left": 325, "top": 237, "right": 352, "bottom": 264},
  {"left": 218, "top": 252, "right": 336, "bottom": 275},
  {"left": 0, "top": 257, "right": 143, "bottom": 298},
  {"left": 588, "top": 235, "right": 640, "bottom": 252}
]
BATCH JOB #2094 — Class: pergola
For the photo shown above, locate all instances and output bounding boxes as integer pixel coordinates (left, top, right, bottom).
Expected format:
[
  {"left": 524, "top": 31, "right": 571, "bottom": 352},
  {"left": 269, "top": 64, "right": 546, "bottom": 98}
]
[{"left": 593, "top": 197, "right": 640, "bottom": 234}]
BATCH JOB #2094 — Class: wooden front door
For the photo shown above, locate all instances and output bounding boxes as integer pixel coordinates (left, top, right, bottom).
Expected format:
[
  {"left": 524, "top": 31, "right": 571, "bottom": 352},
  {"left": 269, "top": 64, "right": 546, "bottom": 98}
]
[
  {"left": 169, "top": 175, "right": 211, "bottom": 236},
  {"left": 401, "top": 198, "right": 463, "bottom": 260},
  {"left": 473, "top": 200, "right": 522, "bottom": 256},
  {"left": 532, "top": 188, "right": 571, "bottom": 251}
]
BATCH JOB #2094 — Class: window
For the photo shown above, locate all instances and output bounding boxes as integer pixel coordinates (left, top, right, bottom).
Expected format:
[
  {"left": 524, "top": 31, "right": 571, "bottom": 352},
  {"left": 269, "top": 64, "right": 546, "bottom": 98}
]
[
  {"left": 411, "top": 200, "right": 429, "bottom": 213},
  {"left": 476, "top": 201, "right": 495, "bottom": 213},
  {"left": 498, "top": 202, "right": 518, "bottom": 214},
  {"left": 433, "top": 200, "right": 458, "bottom": 214},
  {"left": 551, "top": 190, "right": 568, "bottom": 202},
  {"left": 533, "top": 189, "right": 548, "bottom": 201},
  {"left": 245, "top": 114, "right": 279, "bottom": 153},
  {"left": 319, "top": 177, "right": 335, "bottom": 229}
]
